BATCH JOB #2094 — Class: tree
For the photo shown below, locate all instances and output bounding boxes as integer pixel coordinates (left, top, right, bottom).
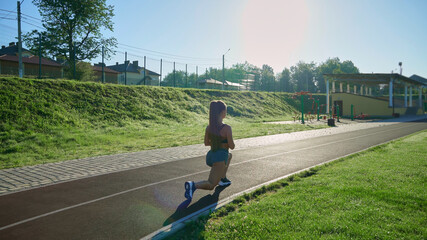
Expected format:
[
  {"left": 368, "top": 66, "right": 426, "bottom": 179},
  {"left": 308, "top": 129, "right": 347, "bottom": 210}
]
[
  {"left": 74, "top": 61, "right": 96, "bottom": 82},
  {"left": 278, "top": 68, "right": 293, "bottom": 92},
  {"left": 161, "top": 70, "right": 186, "bottom": 87},
  {"left": 260, "top": 64, "right": 275, "bottom": 91},
  {"left": 316, "top": 58, "right": 359, "bottom": 93},
  {"left": 23, "top": 0, "right": 117, "bottom": 67},
  {"left": 290, "top": 61, "right": 316, "bottom": 92}
]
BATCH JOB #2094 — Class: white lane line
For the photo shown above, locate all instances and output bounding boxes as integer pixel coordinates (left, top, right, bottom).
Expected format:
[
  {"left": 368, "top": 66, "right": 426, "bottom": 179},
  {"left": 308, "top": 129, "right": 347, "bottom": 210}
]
[
  {"left": 145, "top": 127, "right": 425, "bottom": 240},
  {"left": 0, "top": 123, "right": 424, "bottom": 232}
]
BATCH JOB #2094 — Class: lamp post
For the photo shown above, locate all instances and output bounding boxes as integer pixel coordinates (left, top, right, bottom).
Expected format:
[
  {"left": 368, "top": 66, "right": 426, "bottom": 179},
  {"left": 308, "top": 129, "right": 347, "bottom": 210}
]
[{"left": 222, "top": 48, "right": 230, "bottom": 90}]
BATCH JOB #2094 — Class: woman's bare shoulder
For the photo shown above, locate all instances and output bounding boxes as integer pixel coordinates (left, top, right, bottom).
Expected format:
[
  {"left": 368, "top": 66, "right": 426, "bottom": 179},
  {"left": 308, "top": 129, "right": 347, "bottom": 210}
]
[{"left": 223, "top": 124, "right": 232, "bottom": 131}]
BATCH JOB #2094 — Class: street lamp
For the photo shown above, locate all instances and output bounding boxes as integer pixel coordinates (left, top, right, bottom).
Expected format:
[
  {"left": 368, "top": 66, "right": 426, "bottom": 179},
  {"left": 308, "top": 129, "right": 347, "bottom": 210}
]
[{"left": 222, "top": 48, "right": 230, "bottom": 90}]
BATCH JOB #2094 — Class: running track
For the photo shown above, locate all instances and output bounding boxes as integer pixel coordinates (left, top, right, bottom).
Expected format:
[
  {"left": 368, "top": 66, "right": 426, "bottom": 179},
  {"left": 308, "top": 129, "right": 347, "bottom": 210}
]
[{"left": 0, "top": 119, "right": 426, "bottom": 239}]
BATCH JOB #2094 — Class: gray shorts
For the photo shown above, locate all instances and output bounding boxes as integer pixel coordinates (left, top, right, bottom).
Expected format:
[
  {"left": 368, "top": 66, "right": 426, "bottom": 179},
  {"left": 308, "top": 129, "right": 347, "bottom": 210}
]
[{"left": 206, "top": 149, "right": 229, "bottom": 167}]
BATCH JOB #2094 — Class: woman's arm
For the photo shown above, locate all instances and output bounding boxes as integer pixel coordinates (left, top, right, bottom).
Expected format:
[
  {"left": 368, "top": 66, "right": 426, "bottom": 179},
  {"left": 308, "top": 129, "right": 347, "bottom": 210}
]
[
  {"left": 226, "top": 125, "right": 235, "bottom": 150},
  {"left": 204, "top": 126, "right": 210, "bottom": 146}
]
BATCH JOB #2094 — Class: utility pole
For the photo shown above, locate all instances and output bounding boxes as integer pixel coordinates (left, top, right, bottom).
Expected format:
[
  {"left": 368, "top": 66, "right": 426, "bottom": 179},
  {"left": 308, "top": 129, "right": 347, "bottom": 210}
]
[
  {"left": 185, "top": 64, "right": 188, "bottom": 88},
  {"left": 222, "top": 54, "right": 225, "bottom": 90},
  {"left": 159, "top": 58, "right": 162, "bottom": 86},
  {"left": 144, "top": 56, "right": 146, "bottom": 85},
  {"left": 38, "top": 33, "right": 41, "bottom": 79},
  {"left": 196, "top": 66, "right": 198, "bottom": 88},
  {"left": 17, "top": 1, "right": 23, "bottom": 78},
  {"left": 124, "top": 51, "right": 127, "bottom": 85},
  {"left": 222, "top": 48, "right": 230, "bottom": 90},
  {"left": 101, "top": 46, "right": 105, "bottom": 83}
]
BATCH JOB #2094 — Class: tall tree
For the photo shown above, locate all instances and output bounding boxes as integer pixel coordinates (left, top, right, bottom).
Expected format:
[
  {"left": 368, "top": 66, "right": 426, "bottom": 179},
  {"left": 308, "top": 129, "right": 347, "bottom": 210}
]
[
  {"left": 316, "top": 58, "right": 359, "bottom": 93},
  {"left": 278, "top": 68, "right": 293, "bottom": 92},
  {"left": 23, "top": 0, "right": 117, "bottom": 66},
  {"left": 161, "top": 70, "right": 186, "bottom": 87},
  {"left": 290, "top": 61, "right": 316, "bottom": 92},
  {"left": 260, "top": 64, "right": 275, "bottom": 91}
]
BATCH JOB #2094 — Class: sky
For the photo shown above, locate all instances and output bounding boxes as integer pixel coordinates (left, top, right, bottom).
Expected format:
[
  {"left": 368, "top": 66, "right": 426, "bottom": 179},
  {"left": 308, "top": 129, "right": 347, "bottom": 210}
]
[{"left": 1, "top": 0, "right": 426, "bottom": 78}]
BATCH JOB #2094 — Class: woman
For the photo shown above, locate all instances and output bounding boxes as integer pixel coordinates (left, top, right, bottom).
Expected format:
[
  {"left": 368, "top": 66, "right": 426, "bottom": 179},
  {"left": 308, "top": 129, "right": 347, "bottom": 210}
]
[{"left": 185, "top": 100, "right": 235, "bottom": 200}]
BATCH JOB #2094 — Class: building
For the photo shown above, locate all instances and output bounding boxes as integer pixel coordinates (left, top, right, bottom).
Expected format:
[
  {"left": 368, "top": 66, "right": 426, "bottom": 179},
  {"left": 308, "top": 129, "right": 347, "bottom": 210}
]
[
  {"left": 107, "top": 61, "right": 160, "bottom": 86},
  {"left": 93, "top": 63, "right": 120, "bottom": 84},
  {"left": 0, "top": 42, "right": 63, "bottom": 78},
  {"left": 197, "top": 78, "right": 245, "bottom": 90},
  {"left": 225, "top": 80, "right": 245, "bottom": 91},
  {"left": 324, "top": 73, "right": 426, "bottom": 118},
  {"left": 197, "top": 78, "right": 223, "bottom": 89},
  {"left": 239, "top": 74, "right": 255, "bottom": 91}
]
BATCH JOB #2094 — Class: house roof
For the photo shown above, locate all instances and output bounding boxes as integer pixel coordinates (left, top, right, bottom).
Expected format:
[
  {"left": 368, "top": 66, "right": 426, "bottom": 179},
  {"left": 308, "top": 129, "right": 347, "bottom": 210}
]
[
  {"left": 0, "top": 43, "right": 32, "bottom": 56},
  {"left": 144, "top": 68, "right": 160, "bottom": 76},
  {"left": 225, "top": 80, "right": 244, "bottom": 88},
  {"left": 106, "top": 62, "right": 160, "bottom": 76},
  {"left": 0, "top": 54, "right": 62, "bottom": 67},
  {"left": 410, "top": 75, "right": 427, "bottom": 86},
  {"left": 198, "top": 78, "right": 223, "bottom": 85},
  {"left": 323, "top": 73, "right": 425, "bottom": 87},
  {"left": 107, "top": 62, "right": 139, "bottom": 73},
  {"left": 92, "top": 65, "right": 119, "bottom": 74},
  {"left": 197, "top": 79, "right": 244, "bottom": 87}
]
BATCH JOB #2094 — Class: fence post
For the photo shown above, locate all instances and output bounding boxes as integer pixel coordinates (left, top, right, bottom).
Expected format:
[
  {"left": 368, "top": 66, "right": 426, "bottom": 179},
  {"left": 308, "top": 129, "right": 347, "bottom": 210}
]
[
  {"left": 159, "top": 58, "right": 162, "bottom": 86},
  {"left": 101, "top": 45, "right": 105, "bottom": 83},
  {"left": 316, "top": 99, "right": 320, "bottom": 121},
  {"left": 38, "top": 33, "right": 41, "bottom": 79},
  {"left": 301, "top": 94, "right": 305, "bottom": 124},
  {"left": 144, "top": 56, "right": 146, "bottom": 85},
  {"left": 337, "top": 104, "right": 340, "bottom": 122}
]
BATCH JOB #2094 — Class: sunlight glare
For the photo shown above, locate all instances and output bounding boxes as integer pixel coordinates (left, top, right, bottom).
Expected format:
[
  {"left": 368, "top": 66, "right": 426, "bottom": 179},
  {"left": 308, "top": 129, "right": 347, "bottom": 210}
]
[{"left": 241, "top": 0, "right": 309, "bottom": 71}]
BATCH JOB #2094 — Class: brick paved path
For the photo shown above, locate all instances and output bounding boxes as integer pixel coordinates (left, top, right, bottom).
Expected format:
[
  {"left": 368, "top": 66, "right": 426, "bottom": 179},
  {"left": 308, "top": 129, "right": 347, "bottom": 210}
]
[{"left": 0, "top": 116, "right": 424, "bottom": 195}]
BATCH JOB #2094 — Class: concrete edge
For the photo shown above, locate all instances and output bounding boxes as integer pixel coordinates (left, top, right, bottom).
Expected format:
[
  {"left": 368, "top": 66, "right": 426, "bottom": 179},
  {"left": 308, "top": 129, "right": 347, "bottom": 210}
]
[{"left": 143, "top": 128, "right": 426, "bottom": 240}]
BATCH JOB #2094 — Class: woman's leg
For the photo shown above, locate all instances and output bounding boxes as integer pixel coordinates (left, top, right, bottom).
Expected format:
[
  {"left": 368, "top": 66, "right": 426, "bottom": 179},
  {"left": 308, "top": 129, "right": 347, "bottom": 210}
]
[
  {"left": 222, "top": 153, "right": 232, "bottom": 178},
  {"left": 195, "top": 162, "right": 226, "bottom": 190}
]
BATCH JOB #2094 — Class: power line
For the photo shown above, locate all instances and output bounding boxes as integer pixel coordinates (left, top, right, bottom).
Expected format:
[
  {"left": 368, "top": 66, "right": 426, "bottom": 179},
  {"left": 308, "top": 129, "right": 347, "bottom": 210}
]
[
  {"left": 22, "top": 20, "right": 43, "bottom": 29},
  {"left": 0, "top": 17, "right": 15, "bottom": 20},
  {"left": 22, "top": 16, "right": 42, "bottom": 24},
  {"left": 114, "top": 49, "right": 222, "bottom": 69},
  {"left": 0, "top": 6, "right": 17, "bottom": 23},
  {"left": 21, "top": 13, "right": 41, "bottom": 21},
  {"left": 0, "top": 8, "right": 43, "bottom": 24},
  {"left": 0, "top": 9, "right": 16, "bottom": 14},
  {"left": 118, "top": 42, "right": 221, "bottom": 61}
]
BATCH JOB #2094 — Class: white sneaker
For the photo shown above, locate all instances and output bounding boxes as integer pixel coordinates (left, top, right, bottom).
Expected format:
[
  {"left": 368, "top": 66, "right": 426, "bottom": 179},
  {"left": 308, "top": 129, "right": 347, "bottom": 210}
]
[{"left": 219, "top": 177, "right": 231, "bottom": 186}]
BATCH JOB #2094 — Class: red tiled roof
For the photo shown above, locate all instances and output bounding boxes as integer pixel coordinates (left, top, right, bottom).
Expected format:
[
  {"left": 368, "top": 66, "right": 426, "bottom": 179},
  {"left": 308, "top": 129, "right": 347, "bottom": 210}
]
[
  {"left": 92, "top": 65, "right": 119, "bottom": 74},
  {"left": 0, "top": 54, "right": 62, "bottom": 67}
]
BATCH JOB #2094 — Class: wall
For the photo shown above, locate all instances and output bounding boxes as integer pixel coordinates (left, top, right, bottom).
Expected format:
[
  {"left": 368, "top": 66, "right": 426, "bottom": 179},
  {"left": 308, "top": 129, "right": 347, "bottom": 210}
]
[
  {"left": 117, "top": 72, "right": 160, "bottom": 86},
  {"left": 0, "top": 61, "right": 63, "bottom": 78},
  {"left": 94, "top": 71, "right": 118, "bottom": 84},
  {"left": 331, "top": 93, "right": 423, "bottom": 117}
]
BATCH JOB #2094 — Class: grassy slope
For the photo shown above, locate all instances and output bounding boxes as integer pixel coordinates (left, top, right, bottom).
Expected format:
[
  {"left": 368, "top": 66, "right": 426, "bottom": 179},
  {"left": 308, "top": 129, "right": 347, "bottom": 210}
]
[
  {"left": 169, "top": 130, "right": 427, "bottom": 239},
  {"left": 0, "top": 77, "right": 326, "bottom": 169}
]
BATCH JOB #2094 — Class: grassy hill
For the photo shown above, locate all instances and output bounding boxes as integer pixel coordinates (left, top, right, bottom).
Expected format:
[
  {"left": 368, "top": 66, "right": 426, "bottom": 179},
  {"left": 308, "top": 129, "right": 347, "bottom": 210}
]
[{"left": 0, "top": 77, "right": 326, "bottom": 169}]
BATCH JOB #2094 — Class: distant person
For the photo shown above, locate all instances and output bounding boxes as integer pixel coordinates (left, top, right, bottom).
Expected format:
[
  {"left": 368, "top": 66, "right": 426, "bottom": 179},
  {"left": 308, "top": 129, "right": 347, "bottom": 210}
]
[{"left": 184, "top": 100, "right": 235, "bottom": 200}]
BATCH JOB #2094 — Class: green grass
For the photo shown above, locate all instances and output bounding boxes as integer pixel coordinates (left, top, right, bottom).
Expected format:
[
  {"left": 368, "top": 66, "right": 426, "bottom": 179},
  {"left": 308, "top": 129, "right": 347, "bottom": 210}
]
[
  {"left": 167, "top": 130, "right": 427, "bottom": 240},
  {"left": 0, "top": 77, "right": 327, "bottom": 169}
]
